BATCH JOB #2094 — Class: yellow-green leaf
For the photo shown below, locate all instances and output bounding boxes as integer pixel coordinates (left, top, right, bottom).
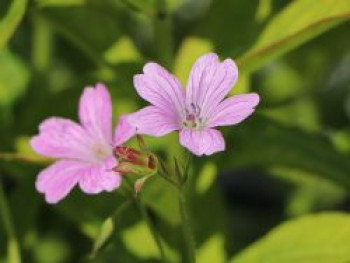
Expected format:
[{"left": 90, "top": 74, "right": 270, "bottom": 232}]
[
  {"left": 90, "top": 217, "right": 114, "bottom": 258},
  {"left": 35, "top": 0, "right": 85, "bottom": 7},
  {"left": 231, "top": 213, "right": 350, "bottom": 263},
  {"left": 238, "top": 0, "right": 350, "bottom": 73},
  {"left": 197, "top": 234, "right": 226, "bottom": 263},
  {"left": 0, "top": 0, "right": 27, "bottom": 50},
  {"left": 174, "top": 37, "right": 213, "bottom": 85},
  {"left": 0, "top": 50, "right": 29, "bottom": 107}
]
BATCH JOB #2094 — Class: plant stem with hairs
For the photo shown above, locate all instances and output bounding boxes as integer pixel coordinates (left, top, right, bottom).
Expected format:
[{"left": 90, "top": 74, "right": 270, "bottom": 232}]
[{"left": 179, "top": 184, "right": 196, "bottom": 263}]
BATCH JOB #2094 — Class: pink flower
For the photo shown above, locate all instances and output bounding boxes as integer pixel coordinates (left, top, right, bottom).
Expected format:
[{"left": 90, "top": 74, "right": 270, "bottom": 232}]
[
  {"left": 127, "top": 53, "right": 260, "bottom": 156},
  {"left": 30, "top": 84, "right": 135, "bottom": 203}
]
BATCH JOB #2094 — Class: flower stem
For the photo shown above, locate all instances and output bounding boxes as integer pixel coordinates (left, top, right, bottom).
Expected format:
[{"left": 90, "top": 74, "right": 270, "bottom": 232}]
[
  {"left": 0, "top": 178, "right": 22, "bottom": 263},
  {"left": 179, "top": 187, "right": 196, "bottom": 263},
  {"left": 136, "top": 199, "right": 168, "bottom": 262},
  {"left": 0, "top": 152, "right": 52, "bottom": 164}
]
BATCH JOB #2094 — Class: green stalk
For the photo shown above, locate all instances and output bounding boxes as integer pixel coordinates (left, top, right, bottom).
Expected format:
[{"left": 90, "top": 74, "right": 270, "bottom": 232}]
[
  {"left": 179, "top": 188, "right": 196, "bottom": 263},
  {"left": 0, "top": 178, "right": 21, "bottom": 263},
  {"left": 0, "top": 152, "right": 52, "bottom": 164}
]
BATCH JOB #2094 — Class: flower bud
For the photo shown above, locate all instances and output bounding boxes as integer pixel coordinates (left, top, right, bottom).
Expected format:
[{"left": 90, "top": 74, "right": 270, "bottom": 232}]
[
  {"left": 113, "top": 162, "right": 154, "bottom": 176},
  {"left": 114, "top": 146, "right": 149, "bottom": 166},
  {"left": 113, "top": 146, "right": 158, "bottom": 177}
]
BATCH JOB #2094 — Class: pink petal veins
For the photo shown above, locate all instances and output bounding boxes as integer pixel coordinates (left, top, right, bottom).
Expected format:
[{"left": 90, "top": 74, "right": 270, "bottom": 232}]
[
  {"left": 186, "top": 53, "right": 238, "bottom": 119},
  {"left": 208, "top": 93, "right": 260, "bottom": 128},
  {"left": 114, "top": 115, "right": 136, "bottom": 146},
  {"left": 134, "top": 62, "right": 186, "bottom": 120},
  {"left": 79, "top": 83, "right": 113, "bottom": 146},
  {"left": 32, "top": 84, "right": 124, "bottom": 203},
  {"left": 127, "top": 106, "right": 180, "bottom": 137},
  {"left": 78, "top": 156, "right": 121, "bottom": 194},
  {"left": 30, "top": 117, "right": 95, "bottom": 161},
  {"left": 179, "top": 128, "right": 225, "bottom": 156},
  {"left": 36, "top": 160, "right": 82, "bottom": 204}
]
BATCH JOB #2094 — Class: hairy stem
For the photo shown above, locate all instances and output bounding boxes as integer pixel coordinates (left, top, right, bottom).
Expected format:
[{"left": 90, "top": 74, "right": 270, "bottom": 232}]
[{"left": 179, "top": 187, "right": 196, "bottom": 263}]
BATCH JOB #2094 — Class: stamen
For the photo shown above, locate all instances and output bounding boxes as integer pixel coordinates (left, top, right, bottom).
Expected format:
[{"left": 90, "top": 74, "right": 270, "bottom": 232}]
[{"left": 183, "top": 104, "right": 205, "bottom": 130}]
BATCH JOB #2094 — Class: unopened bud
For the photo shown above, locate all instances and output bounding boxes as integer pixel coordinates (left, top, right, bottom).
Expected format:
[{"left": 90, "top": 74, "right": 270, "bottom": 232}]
[
  {"left": 113, "top": 161, "right": 155, "bottom": 177},
  {"left": 114, "top": 146, "right": 149, "bottom": 166}
]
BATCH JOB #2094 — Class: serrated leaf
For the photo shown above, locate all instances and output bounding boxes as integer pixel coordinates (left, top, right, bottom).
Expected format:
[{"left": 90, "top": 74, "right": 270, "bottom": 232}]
[
  {"left": 231, "top": 213, "right": 350, "bottom": 263},
  {"left": 238, "top": 0, "right": 350, "bottom": 72}
]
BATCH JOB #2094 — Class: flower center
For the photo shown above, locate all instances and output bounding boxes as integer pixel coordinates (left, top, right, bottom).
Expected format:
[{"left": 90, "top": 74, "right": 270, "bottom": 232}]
[
  {"left": 182, "top": 103, "right": 205, "bottom": 130},
  {"left": 92, "top": 143, "right": 111, "bottom": 162}
]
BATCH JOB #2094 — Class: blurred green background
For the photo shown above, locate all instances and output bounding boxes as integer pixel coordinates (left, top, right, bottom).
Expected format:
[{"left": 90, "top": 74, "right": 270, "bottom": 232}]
[{"left": 1, "top": 0, "right": 350, "bottom": 262}]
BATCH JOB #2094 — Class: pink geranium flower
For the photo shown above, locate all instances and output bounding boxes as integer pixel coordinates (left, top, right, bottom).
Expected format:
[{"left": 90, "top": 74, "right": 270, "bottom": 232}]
[
  {"left": 127, "top": 53, "right": 260, "bottom": 156},
  {"left": 31, "top": 84, "right": 135, "bottom": 203}
]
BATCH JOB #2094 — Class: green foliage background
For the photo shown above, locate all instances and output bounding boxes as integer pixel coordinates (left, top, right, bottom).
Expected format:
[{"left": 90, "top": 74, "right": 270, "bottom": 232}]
[{"left": 1, "top": 0, "right": 350, "bottom": 262}]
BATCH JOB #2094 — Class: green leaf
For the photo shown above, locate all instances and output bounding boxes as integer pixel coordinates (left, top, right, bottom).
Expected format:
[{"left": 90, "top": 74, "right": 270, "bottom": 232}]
[
  {"left": 38, "top": 5, "right": 123, "bottom": 66},
  {"left": 238, "top": 0, "right": 350, "bottom": 73},
  {"left": 0, "top": 0, "right": 27, "bottom": 49},
  {"left": 91, "top": 217, "right": 115, "bottom": 258},
  {"left": 122, "top": 222, "right": 159, "bottom": 259},
  {"left": 197, "top": 234, "right": 226, "bottom": 263},
  {"left": 190, "top": 0, "right": 260, "bottom": 57},
  {"left": 103, "top": 36, "right": 141, "bottom": 65},
  {"left": 174, "top": 37, "right": 213, "bottom": 85},
  {"left": 231, "top": 213, "right": 350, "bottom": 263},
  {"left": 142, "top": 176, "right": 181, "bottom": 225},
  {"left": 216, "top": 115, "right": 350, "bottom": 190},
  {"left": 0, "top": 50, "right": 29, "bottom": 108},
  {"left": 36, "top": 0, "right": 85, "bottom": 8},
  {"left": 195, "top": 162, "right": 217, "bottom": 195}
]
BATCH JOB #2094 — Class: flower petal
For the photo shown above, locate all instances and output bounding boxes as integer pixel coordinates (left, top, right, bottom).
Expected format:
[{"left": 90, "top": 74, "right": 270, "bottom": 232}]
[
  {"left": 207, "top": 93, "right": 260, "bottom": 127},
  {"left": 186, "top": 53, "right": 238, "bottom": 118},
  {"left": 134, "top": 62, "right": 186, "bottom": 120},
  {"left": 31, "top": 117, "right": 95, "bottom": 160},
  {"left": 114, "top": 115, "right": 136, "bottom": 146},
  {"left": 179, "top": 128, "right": 225, "bottom": 156},
  {"left": 36, "top": 160, "right": 82, "bottom": 204},
  {"left": 78, "top": 157, "right": 121, "bottom": 194},
  {"left": 127, "top": 106, "right": 180, "bottom": 137},
  {"left": 79, "top": 83, "right": 113, "bottom": 145}
]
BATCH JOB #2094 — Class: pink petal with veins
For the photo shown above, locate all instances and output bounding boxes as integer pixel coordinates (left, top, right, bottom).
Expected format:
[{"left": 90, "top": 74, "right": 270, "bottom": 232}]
[
  {"left": 179, "top": 128, "right": 225, "bottom": 156},
  {"left": 114, "top": 115, "right": 136, "bottom": 146},
  {"left": 208, "top": 93, "right": 260, "bottom": 127},
  {"left": 127, "top": 106, "right": 180, "bottom": 137},
  {"left": 30, "top": 117, "right": 95, "bottom": 161},
  {"left": 134, "top": 62, "right": 186, "bottom": 119},
  {"left": 79, "top": 83, "right": 113, "bottom": 146}
]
